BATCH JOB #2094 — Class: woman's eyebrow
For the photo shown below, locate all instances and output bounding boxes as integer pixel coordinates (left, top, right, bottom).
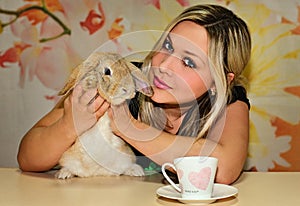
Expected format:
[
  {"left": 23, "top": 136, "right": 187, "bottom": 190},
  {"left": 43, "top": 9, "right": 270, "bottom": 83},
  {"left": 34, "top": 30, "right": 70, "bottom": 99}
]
[
  {"left": 184, "top": 50, "right": 207, "bottom": 65},
  {"left": 168, "top": 33, "right": 207, "bottom": 65}
]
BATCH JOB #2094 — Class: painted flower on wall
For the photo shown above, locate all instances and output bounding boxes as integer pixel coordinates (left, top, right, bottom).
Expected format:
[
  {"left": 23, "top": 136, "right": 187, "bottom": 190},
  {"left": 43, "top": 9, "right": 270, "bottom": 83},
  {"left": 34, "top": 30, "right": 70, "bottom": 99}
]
[
  {"left": 231, "top": 1, "right": 300, "bottom": 171},
  {"left": 145, "top": 0, "right": 190, "bottom": 10},
  {"left": 80, "top": 2, "right": 105, "bottom": 35},
  {"left": 9, "top": 17, "right": 72, "bottom": 90},
  {"left": 0, "top": 0, "right": 80, "bottom": 91},
  {"left": 0, "top": 0, "right": 148, "bottom": 92}
]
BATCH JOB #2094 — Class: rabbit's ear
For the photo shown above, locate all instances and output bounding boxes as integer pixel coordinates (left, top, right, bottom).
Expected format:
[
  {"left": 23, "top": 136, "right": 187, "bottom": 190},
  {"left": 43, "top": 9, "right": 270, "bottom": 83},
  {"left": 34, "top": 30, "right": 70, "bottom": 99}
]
[
  {"left": 127, "top": 62, "right": 153, "bottom": 97},
  {"left": 58, "top": 63, "right": 83, "bottom": 95}
]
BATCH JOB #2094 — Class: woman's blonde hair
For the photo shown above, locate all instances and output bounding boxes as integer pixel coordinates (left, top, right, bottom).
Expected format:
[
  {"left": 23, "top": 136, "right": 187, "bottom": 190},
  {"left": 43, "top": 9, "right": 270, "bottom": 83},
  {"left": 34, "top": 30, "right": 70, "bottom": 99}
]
[{"left": 137, "top": 4, "right": 251, "bottom": 139}]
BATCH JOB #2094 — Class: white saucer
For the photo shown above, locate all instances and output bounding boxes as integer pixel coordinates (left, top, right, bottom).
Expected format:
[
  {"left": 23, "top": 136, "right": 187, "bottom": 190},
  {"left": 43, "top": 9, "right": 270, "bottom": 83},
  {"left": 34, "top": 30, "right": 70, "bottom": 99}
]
[{"left": 156, "top": 183, "right": 238, "bottom": 205}]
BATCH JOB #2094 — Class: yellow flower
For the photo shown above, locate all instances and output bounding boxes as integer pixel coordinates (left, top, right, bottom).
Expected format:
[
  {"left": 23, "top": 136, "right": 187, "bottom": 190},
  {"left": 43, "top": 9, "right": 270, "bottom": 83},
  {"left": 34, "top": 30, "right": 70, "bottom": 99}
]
[{"left": 232, "top": 2, "right": 300, "bottom": 171}]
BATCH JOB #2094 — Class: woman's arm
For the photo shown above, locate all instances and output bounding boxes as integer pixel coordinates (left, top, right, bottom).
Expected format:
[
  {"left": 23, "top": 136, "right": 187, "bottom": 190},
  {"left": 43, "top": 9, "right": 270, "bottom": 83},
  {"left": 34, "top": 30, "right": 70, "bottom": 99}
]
[
  {"left": 17, "top": 107, "right": 73, "bottom": 172},
  {"left": 110, "top": 100, "right": 249, "bottom": 184},
  {"left": 17, "top": 85, "right": 110, "bottom": 172}
]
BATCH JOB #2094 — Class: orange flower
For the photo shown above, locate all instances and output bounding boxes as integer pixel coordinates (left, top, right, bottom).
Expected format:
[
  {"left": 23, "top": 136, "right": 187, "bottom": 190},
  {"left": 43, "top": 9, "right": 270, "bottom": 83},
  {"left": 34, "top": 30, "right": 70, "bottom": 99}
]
[
  {"left": 80, "top": 2, "right": 105, "bottom": 35},
  {"left": 0, "top": 42, "right": 30, "bottom": 68},
  {"left": 282, "top": 5, "right": 300, "bottom": 35},
  {"left": 285, "top": 86, "right": 300, "bottom": 98},
  {"left": 176, "top": 0, "right": 190, "bottom": 7},
  {"left": 271, "top": 117, "right": 300, "bottom": 171},
  {"left": 108, "top": 17, "right": 125, "bottom": 40},
  {"left": 19, "top": 0, "right": 64, "bottom": 25},
  {"left": 144, "top": 0, "right": 190, "bottom": 9},
  {"left": 145, "top": 0, "right": 160, "bottom": 9}
]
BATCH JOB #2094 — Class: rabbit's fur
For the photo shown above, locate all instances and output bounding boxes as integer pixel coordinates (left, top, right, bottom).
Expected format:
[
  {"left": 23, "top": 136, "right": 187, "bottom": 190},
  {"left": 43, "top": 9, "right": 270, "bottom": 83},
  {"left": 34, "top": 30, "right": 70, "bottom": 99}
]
[{"left": 55, "top": 52, "right": 153, "bottom": 179}]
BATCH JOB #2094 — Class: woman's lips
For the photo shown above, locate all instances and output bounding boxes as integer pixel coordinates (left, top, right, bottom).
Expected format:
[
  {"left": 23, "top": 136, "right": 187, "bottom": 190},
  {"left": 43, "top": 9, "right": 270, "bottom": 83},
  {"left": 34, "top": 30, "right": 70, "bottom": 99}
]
[{"left": 153, "top": 76, "right": 171, "bottom": 90}]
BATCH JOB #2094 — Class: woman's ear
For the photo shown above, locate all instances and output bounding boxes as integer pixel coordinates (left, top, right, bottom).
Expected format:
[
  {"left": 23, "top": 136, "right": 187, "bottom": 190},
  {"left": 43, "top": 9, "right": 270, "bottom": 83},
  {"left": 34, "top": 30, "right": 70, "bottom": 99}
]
[{"left": 227, "top": 72, "right": 235, "bottom": 84}]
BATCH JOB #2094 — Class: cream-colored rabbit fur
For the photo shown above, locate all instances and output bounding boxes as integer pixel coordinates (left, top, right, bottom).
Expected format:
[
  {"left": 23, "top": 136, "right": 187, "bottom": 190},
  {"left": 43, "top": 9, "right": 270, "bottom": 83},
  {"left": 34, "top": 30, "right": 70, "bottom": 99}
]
[{"left": 55, "top": 52, "right": 153, "bottom": 179}]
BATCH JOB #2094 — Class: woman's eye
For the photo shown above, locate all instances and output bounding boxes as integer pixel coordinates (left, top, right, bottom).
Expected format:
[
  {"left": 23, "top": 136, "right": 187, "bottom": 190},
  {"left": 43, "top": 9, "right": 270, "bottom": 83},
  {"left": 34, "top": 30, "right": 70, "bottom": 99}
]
[
  {"left": 162, "top": 39, "right": 174, "bottom": 53},
  {"left": 182, "top": 57, "right": 196, "bottom": 68}
]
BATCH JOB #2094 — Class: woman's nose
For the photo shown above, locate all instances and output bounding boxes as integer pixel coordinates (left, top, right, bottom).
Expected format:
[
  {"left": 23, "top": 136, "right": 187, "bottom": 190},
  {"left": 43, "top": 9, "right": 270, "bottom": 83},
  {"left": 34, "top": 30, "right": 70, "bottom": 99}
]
[{"left": 159, "top": 53, "right": 180, "bottom": 74}]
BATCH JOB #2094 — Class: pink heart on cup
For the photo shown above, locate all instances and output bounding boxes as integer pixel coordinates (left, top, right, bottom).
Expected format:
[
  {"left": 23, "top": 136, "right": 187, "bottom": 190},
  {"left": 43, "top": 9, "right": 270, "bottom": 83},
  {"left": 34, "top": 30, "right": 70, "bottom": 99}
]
[{"left": 188, "top": 167, "right": 211, "bottom": 190}]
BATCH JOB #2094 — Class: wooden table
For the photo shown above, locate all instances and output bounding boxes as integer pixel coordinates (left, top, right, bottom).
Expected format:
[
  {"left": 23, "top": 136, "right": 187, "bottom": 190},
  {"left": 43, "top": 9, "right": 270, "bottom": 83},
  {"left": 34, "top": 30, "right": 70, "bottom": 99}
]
[{"left": 1, "top": 168, "right": 299, "bottom": 206}]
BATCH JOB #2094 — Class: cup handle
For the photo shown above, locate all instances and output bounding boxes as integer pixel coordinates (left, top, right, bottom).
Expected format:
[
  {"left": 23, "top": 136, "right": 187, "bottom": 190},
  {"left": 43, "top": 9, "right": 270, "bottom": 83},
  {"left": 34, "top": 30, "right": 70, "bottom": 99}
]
[{"left": 161, "top": 163, "right": 181, "bottom": 192}]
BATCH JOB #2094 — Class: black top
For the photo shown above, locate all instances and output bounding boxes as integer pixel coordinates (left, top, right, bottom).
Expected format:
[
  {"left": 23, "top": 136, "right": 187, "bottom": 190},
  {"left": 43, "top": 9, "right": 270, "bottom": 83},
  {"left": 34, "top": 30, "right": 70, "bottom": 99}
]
[{"left": 230, "top": 85, "right": 250, "bottom": 109}]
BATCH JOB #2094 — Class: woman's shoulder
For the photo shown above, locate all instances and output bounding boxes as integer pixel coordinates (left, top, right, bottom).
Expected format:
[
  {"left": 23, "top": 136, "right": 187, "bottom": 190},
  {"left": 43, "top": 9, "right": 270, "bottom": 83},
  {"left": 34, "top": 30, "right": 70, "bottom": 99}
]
[{"left": 229, "top": 86, "right": 250, "bottom": 109}]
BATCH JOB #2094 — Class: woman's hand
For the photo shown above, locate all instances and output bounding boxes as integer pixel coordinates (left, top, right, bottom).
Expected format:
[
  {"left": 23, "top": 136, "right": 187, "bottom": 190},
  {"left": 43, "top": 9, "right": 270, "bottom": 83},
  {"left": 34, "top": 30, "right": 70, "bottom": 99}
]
[
  {"left": 108, "top": 103, "right": 135, "bottom": 138},
  {"left": 108, "top": 103, "right": 162, "bottom": 142},
  {"left": 62, "top": 84, "right": 110, "bottom": 137}
]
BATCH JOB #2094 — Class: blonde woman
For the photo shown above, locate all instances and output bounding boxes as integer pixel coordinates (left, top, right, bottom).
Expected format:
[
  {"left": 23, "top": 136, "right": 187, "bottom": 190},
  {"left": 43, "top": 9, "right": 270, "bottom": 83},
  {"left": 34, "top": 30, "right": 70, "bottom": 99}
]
[{"left": 18, "top": 4, "right": 251, "bottom": 184}]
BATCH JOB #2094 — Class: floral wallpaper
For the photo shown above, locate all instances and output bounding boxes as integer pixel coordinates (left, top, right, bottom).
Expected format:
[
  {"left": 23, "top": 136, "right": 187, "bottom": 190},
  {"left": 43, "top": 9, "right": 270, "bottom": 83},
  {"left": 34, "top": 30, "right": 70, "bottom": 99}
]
[{"left": 0, "top": 0, "right": 299, "bottom": 171}]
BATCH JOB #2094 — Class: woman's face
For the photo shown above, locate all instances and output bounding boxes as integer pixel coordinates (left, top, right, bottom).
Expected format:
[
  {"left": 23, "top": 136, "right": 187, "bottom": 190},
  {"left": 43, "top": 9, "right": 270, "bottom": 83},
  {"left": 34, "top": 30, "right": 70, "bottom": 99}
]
[{"left": 149, "top": 21, "right": 213, "bottom": 105}]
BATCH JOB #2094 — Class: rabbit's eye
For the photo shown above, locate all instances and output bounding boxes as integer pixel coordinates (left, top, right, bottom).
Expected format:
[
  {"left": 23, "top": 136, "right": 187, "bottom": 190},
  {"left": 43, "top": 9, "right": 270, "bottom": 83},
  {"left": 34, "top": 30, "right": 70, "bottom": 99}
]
[{"left": 104, "top": 67, "right": 112, "bottom": 76}]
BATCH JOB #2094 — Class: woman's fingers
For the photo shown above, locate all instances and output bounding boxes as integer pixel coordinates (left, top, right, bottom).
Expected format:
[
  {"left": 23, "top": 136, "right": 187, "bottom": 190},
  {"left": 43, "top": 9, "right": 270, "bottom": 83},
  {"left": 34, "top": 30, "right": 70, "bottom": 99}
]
[
  {"left": 78, "top": 89, "right": 109, "bottom": 115},
  {"left": 94, "top": 101, "right": 110, "bottom": 119},
  {"left": 80, "top": 89, "right": 98, "bottom": 106},
  {"left": 110, "top": 103, "right": 132, "bottom": 133}
]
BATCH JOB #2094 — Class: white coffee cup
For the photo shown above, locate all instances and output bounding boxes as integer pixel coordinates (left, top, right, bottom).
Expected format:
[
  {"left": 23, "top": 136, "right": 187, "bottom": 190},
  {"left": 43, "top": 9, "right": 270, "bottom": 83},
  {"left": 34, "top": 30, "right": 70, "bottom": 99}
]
[{"left": 161, "top": 156, "right": 218, "bottom": 199}]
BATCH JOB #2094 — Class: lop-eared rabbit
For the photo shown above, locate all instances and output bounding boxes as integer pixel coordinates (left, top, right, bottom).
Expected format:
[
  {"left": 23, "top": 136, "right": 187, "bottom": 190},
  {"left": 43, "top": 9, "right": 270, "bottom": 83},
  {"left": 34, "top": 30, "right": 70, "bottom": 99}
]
[{"left": 55, "top": 52, "right": 153, "bottom": 179}]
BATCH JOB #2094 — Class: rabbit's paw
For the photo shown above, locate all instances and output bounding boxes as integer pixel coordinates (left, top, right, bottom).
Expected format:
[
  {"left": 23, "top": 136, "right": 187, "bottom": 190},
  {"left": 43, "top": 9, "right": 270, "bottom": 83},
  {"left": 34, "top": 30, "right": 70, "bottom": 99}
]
[
  {"left": 123, "top": 164, "right": 145, "bottom": 176},
  {"left": 55, "top": 167, "right": 75, "bottom": 179}
]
